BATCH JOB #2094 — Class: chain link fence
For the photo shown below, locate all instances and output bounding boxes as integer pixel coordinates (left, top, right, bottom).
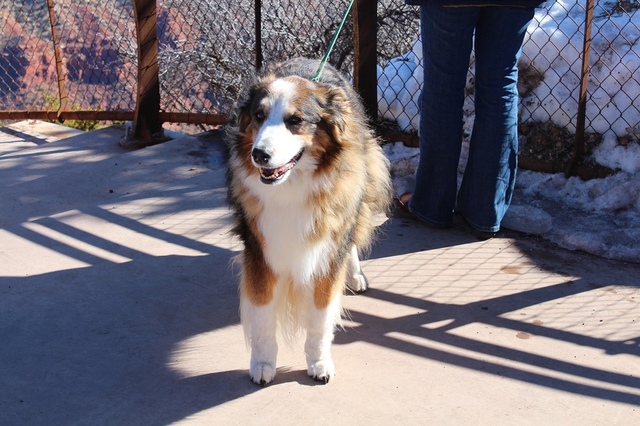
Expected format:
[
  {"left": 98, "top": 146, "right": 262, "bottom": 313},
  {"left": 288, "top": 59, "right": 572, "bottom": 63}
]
[
  {"left": 1, "top": 0, "right": 639, "bottom": 170},
  {"left": 157, "top": 0, "right": 360, "bottom": 117},
  {"left": 0, "top": 0, "right": 137, "bottom": 113},
  {"left": 0, "top": 0, "right": 360, "bottom": 128}
]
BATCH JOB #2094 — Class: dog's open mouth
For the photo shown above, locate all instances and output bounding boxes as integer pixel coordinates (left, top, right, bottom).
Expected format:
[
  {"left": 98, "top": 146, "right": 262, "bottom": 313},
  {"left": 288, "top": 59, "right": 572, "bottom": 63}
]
[{"left": 259, "top": 149, "right": 304, "bottom": 184}]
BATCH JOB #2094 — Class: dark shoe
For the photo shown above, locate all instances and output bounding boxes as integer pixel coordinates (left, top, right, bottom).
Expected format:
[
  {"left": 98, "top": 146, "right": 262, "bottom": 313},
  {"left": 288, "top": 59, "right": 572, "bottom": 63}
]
[
  {"left": 457, "top": 215, "right": 497, "bottom": 241},
  {"left": 471, "top": 229, "right": 496, "bottom": 241}
]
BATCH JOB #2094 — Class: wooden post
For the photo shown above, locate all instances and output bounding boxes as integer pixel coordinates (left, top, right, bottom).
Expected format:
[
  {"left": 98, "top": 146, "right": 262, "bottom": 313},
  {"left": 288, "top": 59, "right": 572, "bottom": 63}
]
[
  {"left": 126, "top": 0, "right": 164, "bottom": 147},
  {"left": 353, "top": 0, "right": 378, "bottom": 122}
]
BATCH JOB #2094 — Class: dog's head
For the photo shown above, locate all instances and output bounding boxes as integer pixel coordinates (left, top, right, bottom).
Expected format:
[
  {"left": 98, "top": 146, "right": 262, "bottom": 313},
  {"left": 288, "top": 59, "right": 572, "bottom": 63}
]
[{"left": 234, "top": 74, "right": 351, "bottom": 186}]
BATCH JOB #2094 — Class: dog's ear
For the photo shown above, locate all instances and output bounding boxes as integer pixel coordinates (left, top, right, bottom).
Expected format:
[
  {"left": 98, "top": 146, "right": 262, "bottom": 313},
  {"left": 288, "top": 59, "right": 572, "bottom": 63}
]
[
  {"left": 236, "top": 87, "right": 257, "bottom": 133},
  {"left": 320, "top": 85, "right": 351, "bottom": 143}
]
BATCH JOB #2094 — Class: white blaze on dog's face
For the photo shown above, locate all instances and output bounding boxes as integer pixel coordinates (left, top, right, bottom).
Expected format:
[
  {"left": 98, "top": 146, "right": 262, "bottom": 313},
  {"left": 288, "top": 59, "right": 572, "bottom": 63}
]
[{"left": 248, "top": 77, "right": 323, "bottom": 185}]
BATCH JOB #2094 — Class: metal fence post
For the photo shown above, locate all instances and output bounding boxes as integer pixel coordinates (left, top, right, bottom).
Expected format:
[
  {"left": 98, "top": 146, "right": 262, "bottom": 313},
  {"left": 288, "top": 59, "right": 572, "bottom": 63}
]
[
  {"left": 568, "top": 0, "right": 595, "bottom": 177},
  {"left": 255, "top": 0, "right": 263, "bottom": 70},
  {"left": 353, "top": 0, "right": 378, "bottom": 122},
  {"left": 45, "top": 0, "right": 68, "bottom": 119}
]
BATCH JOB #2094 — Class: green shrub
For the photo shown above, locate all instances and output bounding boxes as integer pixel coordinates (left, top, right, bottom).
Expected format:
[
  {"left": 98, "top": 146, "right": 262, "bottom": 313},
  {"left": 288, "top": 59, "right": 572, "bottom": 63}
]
[{"left": 43, "top": 92, "right": 102, "bottom": 132}]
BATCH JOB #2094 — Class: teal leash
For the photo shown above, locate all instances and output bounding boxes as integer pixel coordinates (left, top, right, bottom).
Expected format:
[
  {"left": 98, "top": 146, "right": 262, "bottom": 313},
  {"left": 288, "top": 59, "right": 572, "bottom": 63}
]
[{"left": 311, "top": 0, "right": 355, "bottom": 82}]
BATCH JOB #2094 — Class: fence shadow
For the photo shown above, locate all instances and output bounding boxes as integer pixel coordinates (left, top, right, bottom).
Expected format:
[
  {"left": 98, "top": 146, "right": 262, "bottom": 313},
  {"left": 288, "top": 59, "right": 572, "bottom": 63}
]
[
  {"left": 336, "top": 218, "right": 640, "bottom": 405},
  {"left": 0, "top": 131, "right": 267, "bottom": 424}
]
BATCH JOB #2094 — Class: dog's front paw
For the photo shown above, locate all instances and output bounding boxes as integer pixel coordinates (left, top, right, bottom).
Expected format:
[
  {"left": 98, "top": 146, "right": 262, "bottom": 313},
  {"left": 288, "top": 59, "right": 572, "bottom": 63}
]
[
  {"left": 250, "top": 362, "right": 276, "bottom": 386},
  {"left": 307, "top": 359, "right": 335, "bottom": 384},
  {"left": 346, "top": 271, "right": 368, "bottom": 294}
]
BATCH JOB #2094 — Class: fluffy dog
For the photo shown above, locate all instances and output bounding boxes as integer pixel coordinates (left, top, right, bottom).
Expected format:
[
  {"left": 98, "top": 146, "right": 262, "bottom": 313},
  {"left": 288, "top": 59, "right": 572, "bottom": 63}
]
[{"left": 226, "top": 58, "right": 392, "bottom": 385}]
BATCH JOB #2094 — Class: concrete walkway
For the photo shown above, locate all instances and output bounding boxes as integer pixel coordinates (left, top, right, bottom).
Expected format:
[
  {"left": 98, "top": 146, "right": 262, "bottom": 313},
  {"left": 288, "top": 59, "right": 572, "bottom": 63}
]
[{"left": 1, "top": 121, "right": 638, "bottom": 425}]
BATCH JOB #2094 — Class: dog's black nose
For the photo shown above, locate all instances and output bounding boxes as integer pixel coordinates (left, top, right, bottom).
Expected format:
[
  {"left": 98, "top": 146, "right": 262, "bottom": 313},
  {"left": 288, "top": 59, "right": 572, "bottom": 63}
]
[{"left": 252, "top": 148, "right": 271, "bottom": 166}]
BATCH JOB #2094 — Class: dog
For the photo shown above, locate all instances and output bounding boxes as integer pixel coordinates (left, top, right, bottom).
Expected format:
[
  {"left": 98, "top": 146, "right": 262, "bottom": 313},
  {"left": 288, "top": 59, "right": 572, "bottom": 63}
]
[{"left": 226, "top": 58, "right": 392, "bottom": 385}]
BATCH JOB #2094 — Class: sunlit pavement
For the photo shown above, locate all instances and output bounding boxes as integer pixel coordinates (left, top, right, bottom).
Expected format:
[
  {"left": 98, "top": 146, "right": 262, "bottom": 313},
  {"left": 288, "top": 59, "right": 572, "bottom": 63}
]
[{"left": 1, "top": 121, "right": 638, "bottom": 425}]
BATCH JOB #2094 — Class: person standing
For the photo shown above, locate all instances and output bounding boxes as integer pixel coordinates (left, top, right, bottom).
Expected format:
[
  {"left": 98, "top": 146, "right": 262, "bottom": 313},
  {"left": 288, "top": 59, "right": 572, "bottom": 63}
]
[{"left": 399, "top": 0, "right": 545, "bottom": 239}]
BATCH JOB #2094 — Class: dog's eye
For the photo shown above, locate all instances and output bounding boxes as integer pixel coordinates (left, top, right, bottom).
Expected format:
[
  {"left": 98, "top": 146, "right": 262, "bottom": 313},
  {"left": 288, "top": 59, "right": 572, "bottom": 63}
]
[
  {"left": 254, "top": 110, "right": 265, "bottom": 122},
  {"left": 286, "top": 116, "right": 302, "bottom": 126}
]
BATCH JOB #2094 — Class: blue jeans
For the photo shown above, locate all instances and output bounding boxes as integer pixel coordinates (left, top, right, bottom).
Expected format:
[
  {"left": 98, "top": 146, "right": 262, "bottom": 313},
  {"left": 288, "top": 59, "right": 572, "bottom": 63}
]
[{"left": 409, "top": 5, "right": 536, "bottom": 232}]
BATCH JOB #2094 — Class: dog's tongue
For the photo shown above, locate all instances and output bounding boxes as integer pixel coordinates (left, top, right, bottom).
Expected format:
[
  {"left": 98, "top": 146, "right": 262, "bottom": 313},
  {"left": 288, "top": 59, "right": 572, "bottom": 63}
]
[
  {"left": 259, "top": 150, "right": 303, "bottom": 182},
  {"left": 262, "top": 162, "right": 292, "bottom": 179}
]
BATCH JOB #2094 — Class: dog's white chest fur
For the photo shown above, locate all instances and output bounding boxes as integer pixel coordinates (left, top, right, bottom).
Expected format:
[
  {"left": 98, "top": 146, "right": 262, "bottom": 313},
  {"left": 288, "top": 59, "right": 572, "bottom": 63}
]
[{"left": 250, "top": 174, "right": 334, "bottom": 286}]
